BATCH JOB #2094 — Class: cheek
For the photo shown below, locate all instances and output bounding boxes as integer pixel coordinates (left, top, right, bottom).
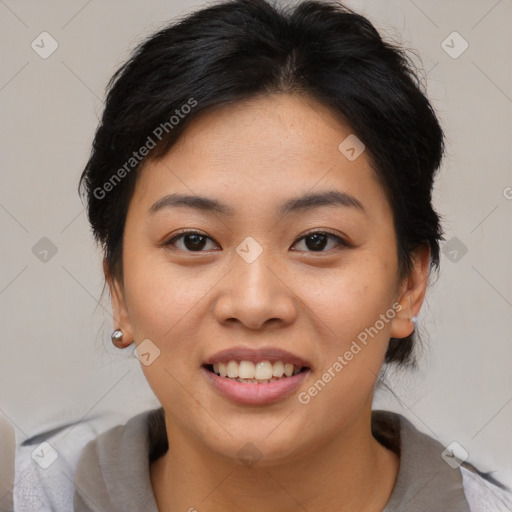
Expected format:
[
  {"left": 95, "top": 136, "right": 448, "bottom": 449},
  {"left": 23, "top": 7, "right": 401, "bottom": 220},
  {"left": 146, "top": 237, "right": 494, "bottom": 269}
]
[
  {"left": 294, "top": 263, "right": 397, "bottom": 432},
  {"left": 297, "top": 258, "right": 397, "bottom": 346},
  {"left": 122, "top": 257, "right": 210, "bottom": 413},
  {"left": 123, "top": 248, "right": 211, "bottom": 340}
]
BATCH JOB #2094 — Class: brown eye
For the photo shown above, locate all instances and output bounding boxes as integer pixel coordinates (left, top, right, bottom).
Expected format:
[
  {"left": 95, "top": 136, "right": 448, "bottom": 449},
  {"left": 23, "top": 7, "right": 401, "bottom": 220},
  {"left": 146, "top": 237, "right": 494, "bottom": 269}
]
[
  {"left": 165, "top": 231, "right": 218, "bottom": 252},
  {"left": 292, "top": 231, "right": 348, "bottom": 252}
]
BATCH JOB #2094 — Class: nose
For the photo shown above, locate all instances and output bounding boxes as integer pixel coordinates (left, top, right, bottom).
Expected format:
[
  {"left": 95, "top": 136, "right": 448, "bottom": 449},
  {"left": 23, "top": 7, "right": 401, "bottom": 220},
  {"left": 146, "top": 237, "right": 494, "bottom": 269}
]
[{"left": 212, "top": 247, "right": 297, "bottom": 330}]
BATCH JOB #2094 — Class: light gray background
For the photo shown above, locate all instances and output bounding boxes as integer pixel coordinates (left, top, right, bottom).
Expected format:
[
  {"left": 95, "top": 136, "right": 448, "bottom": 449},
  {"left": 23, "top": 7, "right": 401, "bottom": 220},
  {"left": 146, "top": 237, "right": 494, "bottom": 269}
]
[{"left": 1, "top": 0, "right": 511, "bottom": 486}]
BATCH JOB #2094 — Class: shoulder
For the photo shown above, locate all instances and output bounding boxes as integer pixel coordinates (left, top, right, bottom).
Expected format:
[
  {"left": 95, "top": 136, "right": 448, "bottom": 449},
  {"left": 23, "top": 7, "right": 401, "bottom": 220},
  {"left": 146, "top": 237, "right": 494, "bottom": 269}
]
[
  {"left": 372, "top": 409, "right": 512, "bottom": 511},
  {"left": 13, "top": 411, "right": 131, "bottom": 512},
  {"left": 73, "top": 407, "right": 162, "bottom": 511},
  {"left": 460, "top": 463, "right": 512, "bottom": 512}
]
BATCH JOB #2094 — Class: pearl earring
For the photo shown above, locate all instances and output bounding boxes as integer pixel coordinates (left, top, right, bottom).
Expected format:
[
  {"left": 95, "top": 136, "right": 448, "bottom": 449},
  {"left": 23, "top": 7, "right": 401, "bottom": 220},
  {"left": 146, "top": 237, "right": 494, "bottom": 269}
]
[{"left": 111, "top": 329, "right": 124, "bottom": 346}]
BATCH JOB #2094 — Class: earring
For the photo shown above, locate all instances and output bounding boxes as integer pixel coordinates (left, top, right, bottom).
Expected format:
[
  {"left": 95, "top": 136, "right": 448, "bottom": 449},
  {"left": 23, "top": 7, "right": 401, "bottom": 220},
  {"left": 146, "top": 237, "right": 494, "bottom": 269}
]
[{"left": 111, "top": 329, "right": 124, "bottom": 347}]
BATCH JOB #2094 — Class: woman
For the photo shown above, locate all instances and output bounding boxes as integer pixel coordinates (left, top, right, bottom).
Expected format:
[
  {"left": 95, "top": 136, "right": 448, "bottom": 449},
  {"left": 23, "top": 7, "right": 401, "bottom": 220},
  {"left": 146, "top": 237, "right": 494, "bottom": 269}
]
[{"left": 15, "top": 0, "right": 511, "bottom": 510}]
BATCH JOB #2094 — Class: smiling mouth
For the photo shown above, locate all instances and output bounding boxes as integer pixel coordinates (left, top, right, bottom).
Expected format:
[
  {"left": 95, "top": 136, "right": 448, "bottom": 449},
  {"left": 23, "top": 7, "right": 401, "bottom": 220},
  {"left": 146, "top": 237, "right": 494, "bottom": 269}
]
[{"left": 203, "top": 360, "right": 309, "bottom": 384}]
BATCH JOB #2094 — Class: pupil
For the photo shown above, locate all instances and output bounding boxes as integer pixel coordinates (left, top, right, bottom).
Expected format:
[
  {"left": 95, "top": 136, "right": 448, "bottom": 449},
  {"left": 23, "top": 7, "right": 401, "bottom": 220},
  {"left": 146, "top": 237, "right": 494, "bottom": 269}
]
[
  {"left": 306, "top": 233, "right": 326, "bottom": 251},
  {"left": 185, "top": 234, "right": 206, "bottom": 251}
]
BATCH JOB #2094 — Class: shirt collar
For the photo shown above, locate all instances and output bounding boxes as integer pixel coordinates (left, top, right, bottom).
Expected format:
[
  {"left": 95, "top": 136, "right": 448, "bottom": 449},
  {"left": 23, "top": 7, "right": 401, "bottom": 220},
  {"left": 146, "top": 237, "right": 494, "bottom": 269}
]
[
  {"left": 372, "top": 410, "right": 470, "bottom": 511},
  {"left": 74, "top": 407, "right": 470, "bottom": 511}
]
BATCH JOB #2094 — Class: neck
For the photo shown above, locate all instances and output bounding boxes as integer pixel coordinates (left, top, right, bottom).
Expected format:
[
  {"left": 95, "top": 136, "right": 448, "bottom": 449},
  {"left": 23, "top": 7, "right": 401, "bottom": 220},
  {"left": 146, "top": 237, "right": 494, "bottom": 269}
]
[{"left": 151, "top": 408, "right": 400, "bottom": 512}]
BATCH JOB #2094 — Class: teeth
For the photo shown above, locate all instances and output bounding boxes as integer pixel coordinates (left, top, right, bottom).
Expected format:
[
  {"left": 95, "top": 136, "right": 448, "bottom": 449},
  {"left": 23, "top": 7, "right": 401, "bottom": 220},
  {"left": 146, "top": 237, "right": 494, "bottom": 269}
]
[
  {"left": 255, "top": 361, "right": 273, "bottom": 380},
  {"left": 272, "top": 361, "right": 284, "bottom": 377},
  {"left": 227, "top": 360, "right": 238, "bottom": 378},
  {"left": 239, "top": 361, "right": 255, "bottom": 379},
  {"left": 210, "top": 360, "right": 304, "bottom": 381}
]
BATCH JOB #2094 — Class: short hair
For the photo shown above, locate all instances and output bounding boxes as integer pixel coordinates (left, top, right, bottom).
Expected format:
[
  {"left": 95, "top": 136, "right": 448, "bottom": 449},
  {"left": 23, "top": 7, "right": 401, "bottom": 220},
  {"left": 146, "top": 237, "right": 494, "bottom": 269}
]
[{"left": 79, "top": 0, "right": 445, "bottom": 367}]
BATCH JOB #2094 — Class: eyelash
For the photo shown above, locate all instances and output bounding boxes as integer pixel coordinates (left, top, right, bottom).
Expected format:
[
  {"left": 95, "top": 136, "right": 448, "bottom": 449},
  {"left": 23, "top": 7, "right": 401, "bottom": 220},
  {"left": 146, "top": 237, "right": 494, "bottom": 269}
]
[{"left": 163, "top": 229, "right": 350, "bottom": 253}]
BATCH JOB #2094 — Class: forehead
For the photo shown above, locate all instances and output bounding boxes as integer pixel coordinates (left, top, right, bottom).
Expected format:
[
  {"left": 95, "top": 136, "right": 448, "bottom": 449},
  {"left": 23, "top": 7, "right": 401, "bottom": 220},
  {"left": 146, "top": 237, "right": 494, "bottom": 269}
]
[
  {"left": 159, "top": 93, "right": 358, "bottom": 171},
  {"left": 132, "top": 93, "right": 389, "bottom": 219}
]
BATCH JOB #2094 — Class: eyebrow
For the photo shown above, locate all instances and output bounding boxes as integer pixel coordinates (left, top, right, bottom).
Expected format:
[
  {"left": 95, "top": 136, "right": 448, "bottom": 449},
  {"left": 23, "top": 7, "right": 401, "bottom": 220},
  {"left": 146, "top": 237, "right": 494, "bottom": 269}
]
[{"left": 148, "top": 190, "right": 365, "bottom": 217}]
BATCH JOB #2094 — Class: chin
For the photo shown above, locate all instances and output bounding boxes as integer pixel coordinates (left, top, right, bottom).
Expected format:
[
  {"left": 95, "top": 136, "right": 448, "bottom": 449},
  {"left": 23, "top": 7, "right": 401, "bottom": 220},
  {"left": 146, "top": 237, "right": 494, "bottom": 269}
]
[{"left": 200, "top": 422, "right": 315, "bottom": 468}]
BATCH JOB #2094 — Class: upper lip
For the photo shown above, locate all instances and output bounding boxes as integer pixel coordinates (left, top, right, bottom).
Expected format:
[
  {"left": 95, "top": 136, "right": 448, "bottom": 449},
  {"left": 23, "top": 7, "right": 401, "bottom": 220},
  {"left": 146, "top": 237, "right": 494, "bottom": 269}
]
[{"left": 203, "top": 346, "right": 311, "bottom": 368}]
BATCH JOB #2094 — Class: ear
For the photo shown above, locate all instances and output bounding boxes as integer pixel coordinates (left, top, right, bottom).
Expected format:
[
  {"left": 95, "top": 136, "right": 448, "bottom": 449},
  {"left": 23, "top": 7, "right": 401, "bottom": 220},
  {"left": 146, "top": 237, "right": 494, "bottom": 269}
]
[
  {"left": 390, "top": 244, "right": 431, "bottom": 339},
  {"left": 104, "top": 259, "right": 134, "bottom": 348}
]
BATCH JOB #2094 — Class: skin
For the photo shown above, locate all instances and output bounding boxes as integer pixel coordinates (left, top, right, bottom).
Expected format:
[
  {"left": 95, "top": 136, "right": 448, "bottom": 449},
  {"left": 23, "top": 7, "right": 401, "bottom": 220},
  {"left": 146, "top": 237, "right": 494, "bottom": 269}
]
[{"left": 107, "top": 93, "right": 430, "bottom": 512}]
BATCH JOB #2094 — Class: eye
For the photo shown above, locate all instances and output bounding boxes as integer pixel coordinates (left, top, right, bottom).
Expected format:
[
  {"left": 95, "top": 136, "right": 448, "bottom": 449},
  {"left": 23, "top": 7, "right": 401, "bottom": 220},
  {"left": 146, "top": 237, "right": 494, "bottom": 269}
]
[
  {"left": 164, "top": 230, "right": 219, "bottom": 252},
  {"left": 291, "top": 230, "right": 349, "bottom": 252}
]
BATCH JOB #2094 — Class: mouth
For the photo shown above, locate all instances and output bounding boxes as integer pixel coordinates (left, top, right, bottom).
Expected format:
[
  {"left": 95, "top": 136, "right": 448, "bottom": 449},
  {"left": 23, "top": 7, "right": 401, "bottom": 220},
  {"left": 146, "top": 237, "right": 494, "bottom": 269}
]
[{"left": 201, "top": 348, "right": 311, "bottom": 405}]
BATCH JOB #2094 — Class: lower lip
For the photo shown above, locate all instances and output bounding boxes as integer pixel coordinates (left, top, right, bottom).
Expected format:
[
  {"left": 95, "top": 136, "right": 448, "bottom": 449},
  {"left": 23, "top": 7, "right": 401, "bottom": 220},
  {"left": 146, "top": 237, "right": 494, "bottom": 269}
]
[{"left": 201, "top": 367, "right": 310, "bottom": 405}]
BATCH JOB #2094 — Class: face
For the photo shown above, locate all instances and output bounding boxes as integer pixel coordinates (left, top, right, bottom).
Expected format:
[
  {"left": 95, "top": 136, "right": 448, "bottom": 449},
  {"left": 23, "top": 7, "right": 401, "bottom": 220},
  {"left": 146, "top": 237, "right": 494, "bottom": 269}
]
[{"left": 109, "top": 93, "right": 426, "bottom": 465}]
